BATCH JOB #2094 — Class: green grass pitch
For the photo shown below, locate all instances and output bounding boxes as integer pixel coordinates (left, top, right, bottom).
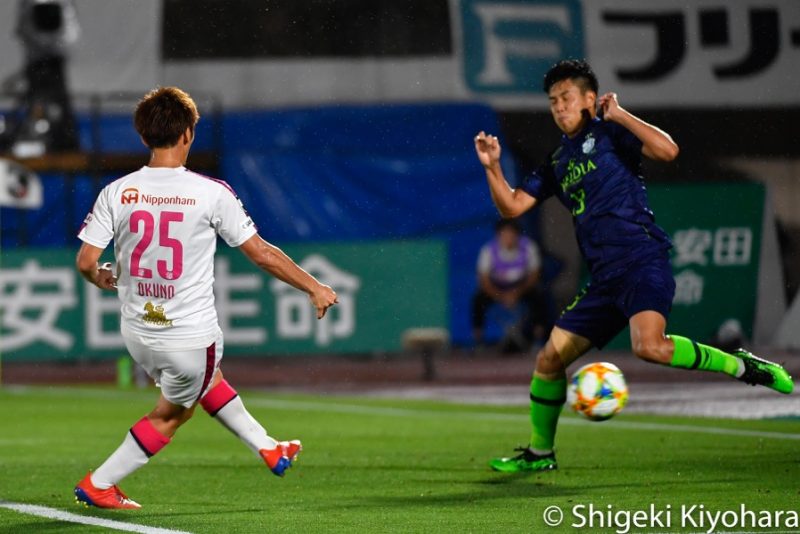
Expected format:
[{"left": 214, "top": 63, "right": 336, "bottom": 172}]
[{"left": 0, "top": 385, "right": 797, "bottom": 533}]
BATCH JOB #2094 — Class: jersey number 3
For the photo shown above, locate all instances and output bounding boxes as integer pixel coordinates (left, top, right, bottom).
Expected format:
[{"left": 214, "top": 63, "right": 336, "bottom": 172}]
[
  {"left": 570, "top": 188, "right": 586, "bottom": 216},
  {"left": 130, "top": 210, "right": 184, "bottom": 280}
]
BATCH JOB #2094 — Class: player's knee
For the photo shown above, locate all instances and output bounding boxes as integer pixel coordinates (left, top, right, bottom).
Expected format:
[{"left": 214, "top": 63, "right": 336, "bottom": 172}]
[
  {"left": 179, "top": 405, "right": 197, "bottom": 424},
  {"left": 535, "top": 348, "right": 564, "bottom": 374}
]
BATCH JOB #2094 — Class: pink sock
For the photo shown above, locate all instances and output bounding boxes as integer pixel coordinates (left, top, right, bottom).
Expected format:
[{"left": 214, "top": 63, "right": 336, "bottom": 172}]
[
  {"left": 90, "top": 416, "right": 170, "bottom": 489},
  {"left": 200, "top": 379, "right": 238, "bottom": 416},
  {"left": 130, "top": 416, "right": 171, "bottom": 457}
]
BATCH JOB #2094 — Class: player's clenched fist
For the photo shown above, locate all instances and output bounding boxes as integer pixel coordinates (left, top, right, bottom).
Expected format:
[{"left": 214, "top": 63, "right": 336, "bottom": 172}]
[
  {"left": 598, "top": 92, "right": 622, "bottom": 122},
  {"left": 95, "top": 262, "right": 118, "bottom": 291},
  {"left": 311, "top": 283, "right": 338, "bottom": 319},
  {"left": 474, "top": 131, "right": 501, "bottom": 169}
]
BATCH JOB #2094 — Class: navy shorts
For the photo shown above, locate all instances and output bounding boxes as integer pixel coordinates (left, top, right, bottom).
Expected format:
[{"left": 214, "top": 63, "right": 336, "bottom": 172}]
[{"left": 556, "top": 258, "right": 676, "bottom": 349}]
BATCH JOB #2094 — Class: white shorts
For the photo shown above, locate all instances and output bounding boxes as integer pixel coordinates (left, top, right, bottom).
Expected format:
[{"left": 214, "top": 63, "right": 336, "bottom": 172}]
[{"left": 123, "top": 331, "right": 224, "bottom": 408}]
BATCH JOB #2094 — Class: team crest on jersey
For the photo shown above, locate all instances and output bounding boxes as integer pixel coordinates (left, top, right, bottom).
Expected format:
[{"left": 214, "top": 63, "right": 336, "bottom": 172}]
[
  {"left": 142, "top": 301, "right": 173, "bottom": 327},
  {"left": 582, "top": 134, "right": 595, "bottom": 155}
]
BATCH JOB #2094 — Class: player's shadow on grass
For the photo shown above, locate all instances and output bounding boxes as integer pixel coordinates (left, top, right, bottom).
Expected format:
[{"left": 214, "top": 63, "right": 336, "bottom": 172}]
[
  {"left": 327, "top": 472, "right": 750, "bottom": 511},
  {"left": 321, "top": 481, "right": 580, "bottom": 510},
  {"left": 73, "top": 505, "right": 263, "bottom": 519}
]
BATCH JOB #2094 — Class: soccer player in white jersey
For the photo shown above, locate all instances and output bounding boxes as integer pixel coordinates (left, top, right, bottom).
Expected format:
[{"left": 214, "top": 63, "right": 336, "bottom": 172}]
[{"left": 73, "top": 87, "right": 338, "bottom": 509}]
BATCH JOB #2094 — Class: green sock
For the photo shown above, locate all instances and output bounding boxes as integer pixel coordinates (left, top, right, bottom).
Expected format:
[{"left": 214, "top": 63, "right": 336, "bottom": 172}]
[
  {"left": 669, "top": 335, "right": 742, "bottom": 377},
  {"left": 529, "top": 375, "right": 566, "bottom": 453}
]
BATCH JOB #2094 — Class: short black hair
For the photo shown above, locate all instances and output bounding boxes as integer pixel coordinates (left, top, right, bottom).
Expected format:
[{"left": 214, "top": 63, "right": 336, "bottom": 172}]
[{"left": 543, "top": 59, "right": 599, "bottom": 94}]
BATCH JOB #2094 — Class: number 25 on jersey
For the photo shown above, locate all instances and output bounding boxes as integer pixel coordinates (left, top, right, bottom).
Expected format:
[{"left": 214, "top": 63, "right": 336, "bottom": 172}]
[{"left": 129, "top": 210, "right": 184, "bottom": 281}]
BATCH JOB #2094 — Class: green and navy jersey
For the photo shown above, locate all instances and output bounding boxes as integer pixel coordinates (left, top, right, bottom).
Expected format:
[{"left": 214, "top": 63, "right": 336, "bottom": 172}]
[{"left": 521, "top": 117, "right": 671, "bottom": 283}]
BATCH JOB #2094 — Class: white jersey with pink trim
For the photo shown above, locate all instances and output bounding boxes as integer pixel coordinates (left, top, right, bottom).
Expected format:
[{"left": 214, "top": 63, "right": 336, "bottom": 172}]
[{"left": 78, "top": 166, "right": 257, "bottom": 346}]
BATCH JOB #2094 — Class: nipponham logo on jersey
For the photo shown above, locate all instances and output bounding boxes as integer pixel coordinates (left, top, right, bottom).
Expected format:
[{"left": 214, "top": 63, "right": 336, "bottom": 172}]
[
  {"left": 121, "top": 188, "right": 139, "bottom": 204},
  {"left": 120, "top": 188, "right": 196, "bottom": 206}
]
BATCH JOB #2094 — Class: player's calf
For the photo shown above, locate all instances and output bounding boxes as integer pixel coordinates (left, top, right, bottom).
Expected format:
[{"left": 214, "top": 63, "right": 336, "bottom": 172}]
[{"left": 631, "top": 338, "right": 673, "bottom": 364}]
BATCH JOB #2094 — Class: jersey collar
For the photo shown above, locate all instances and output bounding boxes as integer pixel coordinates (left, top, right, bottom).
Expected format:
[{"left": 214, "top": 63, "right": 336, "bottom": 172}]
[{"left": 561, "top": 117, "right": 601, "bottom": 146}]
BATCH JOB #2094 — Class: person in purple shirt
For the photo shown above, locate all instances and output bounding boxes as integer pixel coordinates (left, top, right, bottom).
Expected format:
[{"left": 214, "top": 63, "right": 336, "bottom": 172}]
[
  {"left": 473, "top": 59, "right": 793, "bottom": 473},
  {"left": 472, "top": 218, "right": 548, "bottom": 351}
]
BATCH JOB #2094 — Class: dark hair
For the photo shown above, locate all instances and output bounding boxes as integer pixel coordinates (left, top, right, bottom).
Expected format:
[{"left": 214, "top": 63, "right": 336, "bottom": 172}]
[
  {"left": 543, "top": 59, "right": 598, "bottom": 94},
  {"left": 134, "top": 87, "right": 200, "bottom": 149},
  {"left": 495, "top": 218, "right": 521, "bottom": 234}
]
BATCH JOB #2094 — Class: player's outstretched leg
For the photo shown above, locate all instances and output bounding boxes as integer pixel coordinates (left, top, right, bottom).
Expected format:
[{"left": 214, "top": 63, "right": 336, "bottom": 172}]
[
  {"left": 489, "top": 372, "right": 562, "bottom": 473},
  {"left": 74, "top": 416, "right": 170, "bottom": 509},
  {"left": 669, "top": 335, "right": 793, "bottom": 394},
  {"left": 200, "top": 377, "right": 301, "bottom": 476}
]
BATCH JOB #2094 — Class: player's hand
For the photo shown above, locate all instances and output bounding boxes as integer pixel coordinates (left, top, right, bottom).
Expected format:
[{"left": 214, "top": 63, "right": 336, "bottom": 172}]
[
  {"left": 474, "top": 131, "right": 501, "bottom": 169},
  {"left": 311, "top": 283, "right": 338, "bottom": 319},
  {"left": 598, "top": 92, "right": 623, "bottom": 122},
  {"left": 95, "top": 262, "right": 118, "bottom": 291}
]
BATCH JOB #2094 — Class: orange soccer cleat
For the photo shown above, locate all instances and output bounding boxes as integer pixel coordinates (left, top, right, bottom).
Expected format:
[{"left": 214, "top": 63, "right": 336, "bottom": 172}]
[
  {"left": 74, "top": 472, "right": 141, "bottom": 509},
  {"left": 260, "top": 439, "right": 302, "bottom": 477},
  {"left": 280, "top": 439, "right": 302, "bottom": 462}
]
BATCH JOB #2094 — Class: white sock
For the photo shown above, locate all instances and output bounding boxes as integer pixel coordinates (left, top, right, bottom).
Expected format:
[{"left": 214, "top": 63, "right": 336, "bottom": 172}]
[
  {"left": 90, "top": 433, "right": 149, "bottom": 489},
  {"left": 734, "top": 357, "right": 745, "bottom": 378},
  {"left": 213, "top": 396, "right": 277, "bottom": 454}
]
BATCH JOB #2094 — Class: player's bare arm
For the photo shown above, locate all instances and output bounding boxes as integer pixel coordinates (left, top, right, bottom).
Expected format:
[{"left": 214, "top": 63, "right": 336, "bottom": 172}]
[
  {"left": 76, "top": 242, "right": 117, "bottom": 290},
  {"left": 239, "top": 234, "right": 338, "bottom": 319},
  {"left": 598, "top": 92, "right": 679, "bottom": 162},
  {"left": 473, "top": 131, "right": 537, "bottom": 218}
]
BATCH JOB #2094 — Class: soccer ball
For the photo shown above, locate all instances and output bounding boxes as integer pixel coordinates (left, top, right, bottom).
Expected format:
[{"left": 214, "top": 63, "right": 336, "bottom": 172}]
[{"left": 567, "top": 362, "right": 629, "bottom": 421}]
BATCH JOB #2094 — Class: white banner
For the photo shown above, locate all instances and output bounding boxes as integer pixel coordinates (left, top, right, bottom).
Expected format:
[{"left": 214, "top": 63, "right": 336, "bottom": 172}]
[
  {"left": 583, "top": 0, "right": 800, "bottom": 107},
  {"left": 455, "top": 0, "right": 800, "bottom": 108}
]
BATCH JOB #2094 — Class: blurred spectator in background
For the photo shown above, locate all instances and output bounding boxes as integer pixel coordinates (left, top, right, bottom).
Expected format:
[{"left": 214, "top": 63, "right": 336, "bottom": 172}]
[
  {"left": 472, "top": 218, "right": 548, "bottom": 352},
  {"left": 1, "top": 0, "right": 80, "bottom": 155}
]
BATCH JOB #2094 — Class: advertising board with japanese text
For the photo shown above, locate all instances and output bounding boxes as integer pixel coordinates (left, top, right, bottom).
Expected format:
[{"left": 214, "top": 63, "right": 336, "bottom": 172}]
[{"left": 0, "top": 240, "right": 448, "bottom": 361}]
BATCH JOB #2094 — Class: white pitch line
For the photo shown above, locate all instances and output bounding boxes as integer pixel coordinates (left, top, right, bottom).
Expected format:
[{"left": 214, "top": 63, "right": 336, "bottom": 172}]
[{"left": 0, "top": 500, "right": 193, "bottom": 534}]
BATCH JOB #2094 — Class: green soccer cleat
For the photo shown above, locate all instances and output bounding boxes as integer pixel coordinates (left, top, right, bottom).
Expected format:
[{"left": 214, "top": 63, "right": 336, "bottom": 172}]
[
  {"left": 735, "top": 349, "right": 794, "bottom": 394},
  {"left": 489, "top": 447, "right": 557, "bottom": 473}
]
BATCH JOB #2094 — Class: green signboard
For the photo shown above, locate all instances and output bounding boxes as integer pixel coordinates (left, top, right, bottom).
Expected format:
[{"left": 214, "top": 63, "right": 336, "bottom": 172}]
[
  {"left": 0, "top": 240, "right": 448, "bottom": 362},
  {"left": 606, "top": 181, "right": 764, "bottom": 349}
]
